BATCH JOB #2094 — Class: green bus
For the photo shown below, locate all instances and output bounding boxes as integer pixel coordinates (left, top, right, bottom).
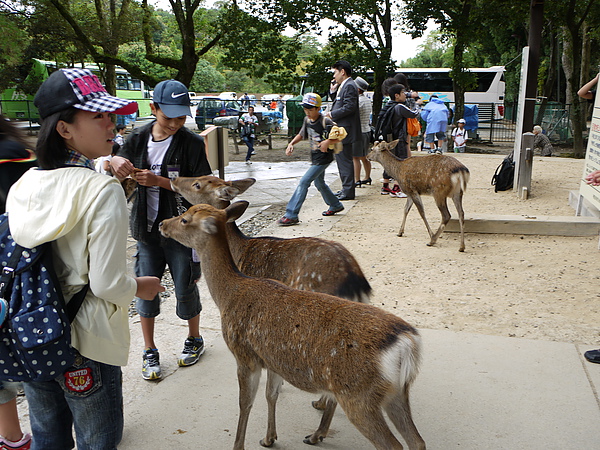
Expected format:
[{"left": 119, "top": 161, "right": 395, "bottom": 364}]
[{"left": 1, "top": 59, "right": 152, "bottom": 123}]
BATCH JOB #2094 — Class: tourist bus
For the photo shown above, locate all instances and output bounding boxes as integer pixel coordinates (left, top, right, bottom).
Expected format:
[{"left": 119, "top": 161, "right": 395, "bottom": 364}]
[
  {"left": 300, "top": 65, "right": 505, "bottom": 119},
  {"left": 397, "top": 66, "right": 505, "bottom": 119},
  {"left": 0, "top": 59, "right": 152, "bottom": 122}
]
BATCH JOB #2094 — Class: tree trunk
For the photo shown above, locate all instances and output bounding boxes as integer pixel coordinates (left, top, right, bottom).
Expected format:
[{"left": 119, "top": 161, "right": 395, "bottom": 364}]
[{"left": 562, "top": 24, "right": 585, "bottom": 156}]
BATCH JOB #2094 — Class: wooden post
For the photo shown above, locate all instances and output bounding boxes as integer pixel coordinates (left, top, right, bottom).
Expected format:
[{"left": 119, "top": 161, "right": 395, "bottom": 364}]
[{"left": 516, "top": 132, "right": 534, "bottom": 199}]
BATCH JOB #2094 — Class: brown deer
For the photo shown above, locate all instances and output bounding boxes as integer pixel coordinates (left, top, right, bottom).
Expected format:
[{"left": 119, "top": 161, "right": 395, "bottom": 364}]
[
  {"left": 367, "top": 140, "right": 469, "bottom": 252},
  {"left": 170, "top": 175, "right": 372, "bottom": 304},
  {"left": 159, "top": 201, "right": 426, "bottom": 450}
]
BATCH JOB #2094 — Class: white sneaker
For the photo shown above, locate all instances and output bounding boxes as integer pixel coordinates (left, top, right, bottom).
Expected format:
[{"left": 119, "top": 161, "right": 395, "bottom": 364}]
[
  {"left": 390, "top": 191, "right": 408, "bottom": 198},
  {"left": 245, "top": 160, "right": 252, "bottom": 165}
]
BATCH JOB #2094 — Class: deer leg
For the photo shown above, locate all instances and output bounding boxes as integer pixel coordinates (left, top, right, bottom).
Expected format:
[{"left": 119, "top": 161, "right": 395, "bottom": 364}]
[
  {"left": 260, "top": 370, "right": 283, "bottom": 447},
  {"left": 452, "top": 191, "right": 466, "bottom": 252},
  {"left": 337, "top": 397, "right": 404, "bottom": 450},
  {"left": 304, "top": 396, "right": 337, "bottom": 445},
  {"left": 398, "top": 197, "right": 414, "bottom": 237},
  {"left": 384, "top": 387, "right": 426, "bottom": 450},
  {"left": 410, "top": 195, "right": 435, "bottom": 240},
  {"left": 312, "top": 394, "right": 328, "bottom": 411},
  {"left": 428, "top": 198, "right": 451, "bottom": 247},
  {"left": 233, "top": 364, "right": 262, "bottom": 450}
]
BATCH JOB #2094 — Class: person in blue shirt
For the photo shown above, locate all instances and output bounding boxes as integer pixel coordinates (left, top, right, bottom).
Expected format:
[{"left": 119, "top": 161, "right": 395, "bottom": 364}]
[{"left": 420, "top": 95, "right": 449, "bottom": 153}]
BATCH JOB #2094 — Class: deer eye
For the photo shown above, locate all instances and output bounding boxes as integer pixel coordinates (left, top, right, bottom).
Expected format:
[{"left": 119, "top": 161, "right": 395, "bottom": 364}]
[
  {"left": 181, "top": 217, "right": 188, "bottom": 224},
  {"left": 192, "top": 182, "right": 200, "bottom": 189}
]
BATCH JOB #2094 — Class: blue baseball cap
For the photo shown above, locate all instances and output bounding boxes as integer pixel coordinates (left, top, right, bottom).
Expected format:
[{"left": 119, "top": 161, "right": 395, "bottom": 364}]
[{"left": 153, "top": 80, "right": 191, "bottom": 118}]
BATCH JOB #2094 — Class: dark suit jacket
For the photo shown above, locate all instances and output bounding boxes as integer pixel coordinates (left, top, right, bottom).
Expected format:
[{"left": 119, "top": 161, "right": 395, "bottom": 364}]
[{"left": 330, "top": 78, "right": 361, "bottom": 144}]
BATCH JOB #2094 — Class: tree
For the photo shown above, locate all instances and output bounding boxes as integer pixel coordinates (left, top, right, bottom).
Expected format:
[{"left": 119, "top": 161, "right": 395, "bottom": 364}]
[{"left": 244, "top": 0, "right": 400, "bottom": 115}]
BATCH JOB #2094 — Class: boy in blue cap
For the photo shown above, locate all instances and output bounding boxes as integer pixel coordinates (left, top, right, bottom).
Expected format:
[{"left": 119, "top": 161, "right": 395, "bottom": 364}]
[{"left": 111, "top": 80, "right": 212, "bottom": 380}]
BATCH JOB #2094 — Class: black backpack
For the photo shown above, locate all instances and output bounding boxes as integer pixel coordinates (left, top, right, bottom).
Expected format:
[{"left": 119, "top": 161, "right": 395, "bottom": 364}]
[
  {"left": 373, "top": 102, "right": 397, "bottom": 143},
  {"left": 0, "top": 213, "right": 88, "bottom": 381},
  {"left": 491, "top": 154, "right": 515, "bottom": 192}
]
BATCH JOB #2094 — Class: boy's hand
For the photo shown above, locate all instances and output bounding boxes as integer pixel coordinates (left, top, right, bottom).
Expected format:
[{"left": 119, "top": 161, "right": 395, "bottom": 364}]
[
  {"left": 285, "top": 143, "right": 294, "bottom": 156},
  {"left": 133, "top": 169, "right": 159, "bottom": 187},
  {"left": 109, "top": 155, "right": 135, "bottom": 179}
]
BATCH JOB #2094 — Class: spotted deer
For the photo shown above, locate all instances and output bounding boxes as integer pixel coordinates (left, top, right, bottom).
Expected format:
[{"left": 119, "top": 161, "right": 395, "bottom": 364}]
[
  {"left": 367, "top": 140, "right": 470, "bottom": 252},
  {"left": 170, "top": 175, "right": 371, "bottom": 304},
  {"left": 159, "top": 201, "right": 426, "bottom": 450}
]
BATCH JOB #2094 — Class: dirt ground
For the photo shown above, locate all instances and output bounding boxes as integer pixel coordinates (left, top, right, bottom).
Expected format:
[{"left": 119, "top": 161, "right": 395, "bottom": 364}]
[{"left": 233, "top": 133, "right": 600, "bottom": 346}]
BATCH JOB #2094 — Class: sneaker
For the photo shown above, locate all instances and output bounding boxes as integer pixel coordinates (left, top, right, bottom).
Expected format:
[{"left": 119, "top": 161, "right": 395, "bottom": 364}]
[
  {"left": 0, "top": 432, "right": 32, "bottom": 450},
  {"left": 381, "top": 186, "right": 393, "bottom": 195},
  {"left": 251, "top": 151, "right": 257, "bottom": 155},
  {"left": 178, "top": 336, "right": 205, "bottom": 367},
  {"left": 142, "top": 348, "right": 162, "bottom": 380},
  {"left": 584, "top": 349, "right": 600, "bottom": 364},
  {"left": 245, "top": 160, "right": 252, "bottom": 165},
  {"left": 390, "top": 191, "right": 408, "bottom": 198},
  {"left": 322, "top": 205, "right": 344, "bottom": 216},
  {"left": 277, "top": 216, "right": 299, "bottom": 226}
]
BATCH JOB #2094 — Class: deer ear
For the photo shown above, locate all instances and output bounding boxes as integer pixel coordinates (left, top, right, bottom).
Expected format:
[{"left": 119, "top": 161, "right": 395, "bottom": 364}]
[
  {"left": 231, "top": 178, "right": 256, "bottom": 194},
  {"left": 388, "top": 139, "right": 400, "bottom": 149},
  {"left": 226, "top": 201, "right": 249, "bottom": 222},
  {"left": 200, "top": 216, "right": 219, "bottom": 235}
]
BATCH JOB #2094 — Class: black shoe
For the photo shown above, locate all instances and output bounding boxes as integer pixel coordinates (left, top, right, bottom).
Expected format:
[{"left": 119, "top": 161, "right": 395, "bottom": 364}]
[
  {"left": 335, "top": 190, "right": 343, "bottom": 196},
  {"left": 361, "top": 177, "right": 372, "bottom": 185},
  {"left": 355, "top": 181, "right": 362, "bottom": 188},
  {"left": 584, "top": 349, "right": 600, "bottom": 363},
  {"left": 337, "top": 194, "right": 355, "bottom": 201}
]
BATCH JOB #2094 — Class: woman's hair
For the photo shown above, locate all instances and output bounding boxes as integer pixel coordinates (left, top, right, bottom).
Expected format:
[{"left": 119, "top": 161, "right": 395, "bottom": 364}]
[
  {"left": 381, "top": 78, "right": 398, "bottom": 97},
  {"left": 0, "top": 114, "right": 29, "bottom": 148},
  {"left": 394, "top": 73, "right": 410, "bottom": 90},
  {"left": 35, "top": 107, "right": 79, "bottom": 169}
]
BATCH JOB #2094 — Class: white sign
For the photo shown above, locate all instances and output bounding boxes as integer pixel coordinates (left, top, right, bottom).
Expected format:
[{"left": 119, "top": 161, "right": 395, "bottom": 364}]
[{"left": 579, "top": 92, "right": 600, "bottom": 211}]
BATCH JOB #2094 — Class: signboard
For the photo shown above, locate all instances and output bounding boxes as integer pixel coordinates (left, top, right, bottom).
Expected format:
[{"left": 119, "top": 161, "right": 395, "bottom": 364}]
[
  {"left": 513, "top": 46, "right": 529, "bottom": 190},
  {"left": 579, "top": 92, "right": 600, "bottom": 212}
]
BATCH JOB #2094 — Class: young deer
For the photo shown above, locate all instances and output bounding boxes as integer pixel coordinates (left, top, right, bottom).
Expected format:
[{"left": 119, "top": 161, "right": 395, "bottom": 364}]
[
  {"left": 159, "top": 201, "right": 426, "bottom": 450},
  {"left": 367, "top": 140, "right": 470, "bottom": 252},
  {"left": 171, "top": 175, "right": 372, "bottom": 304}
]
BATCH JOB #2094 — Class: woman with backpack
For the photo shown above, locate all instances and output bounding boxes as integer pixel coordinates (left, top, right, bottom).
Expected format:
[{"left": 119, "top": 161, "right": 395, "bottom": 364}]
[{"left": 5, "top": 68, "right": 164, "bottom": 450}]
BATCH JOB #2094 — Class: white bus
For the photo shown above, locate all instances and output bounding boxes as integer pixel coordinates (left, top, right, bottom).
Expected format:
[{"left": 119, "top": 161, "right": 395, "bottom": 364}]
[{"left": 397, "top": 66, "right": 506, "bottom": 119}]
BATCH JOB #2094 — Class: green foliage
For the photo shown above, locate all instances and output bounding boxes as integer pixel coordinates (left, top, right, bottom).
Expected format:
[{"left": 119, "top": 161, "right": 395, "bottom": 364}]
[{"left": 190, "top": 59, "right": 226, "bottom": 92}]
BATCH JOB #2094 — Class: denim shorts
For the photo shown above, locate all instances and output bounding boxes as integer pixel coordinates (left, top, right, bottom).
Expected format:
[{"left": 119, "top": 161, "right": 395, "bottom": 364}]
[
  {"left": 134, "top": 238, "right": 201, "bottom": 320},
  {"left": 426, "top": 131, "right": 446, "bottom": 142},
  {"left": 23, "top": 355, "right": 123, "bottom": 450}
]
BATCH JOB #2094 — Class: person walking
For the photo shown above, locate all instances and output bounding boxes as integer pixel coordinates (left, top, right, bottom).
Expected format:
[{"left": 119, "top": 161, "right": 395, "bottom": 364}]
[
  {"left": 452, "top": 118, "right": 469, "bottom": 153},
  {"left": 277, "top": 93, "right": 345, "bottom": 226},
  {"left": 327, "top": 60, "right": 361, "bottom": 201},
  {"left": 239, "top": 106, "right": 259, "bottom": 164}
]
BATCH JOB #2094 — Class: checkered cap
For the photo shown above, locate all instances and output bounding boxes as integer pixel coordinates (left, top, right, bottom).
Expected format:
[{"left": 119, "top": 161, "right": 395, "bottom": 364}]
[{"left": 34, "top": 68, "right": 138, "bottom": 119}]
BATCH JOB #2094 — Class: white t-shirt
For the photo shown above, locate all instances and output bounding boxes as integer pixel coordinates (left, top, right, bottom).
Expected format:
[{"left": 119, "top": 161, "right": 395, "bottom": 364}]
[
  {"left": 94, "top": 155, "right": 112, "bottom": 175},
  {"left": 146, "top": 135, "right": 172, "bottom": 230},
  {"left": 452, "top": 127, "right": 468, "bottom": 147}
]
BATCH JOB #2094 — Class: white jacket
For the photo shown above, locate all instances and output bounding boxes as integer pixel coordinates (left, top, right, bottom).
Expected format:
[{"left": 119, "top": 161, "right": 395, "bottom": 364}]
[{"left": 6, "top": 167, "right": 137, "bottom": 366}]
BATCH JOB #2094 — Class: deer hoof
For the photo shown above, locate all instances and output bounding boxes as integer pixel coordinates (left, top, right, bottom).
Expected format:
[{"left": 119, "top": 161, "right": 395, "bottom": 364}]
[
  {"left": 260, "top": 438, "right": 275, "bottom": 447},
  {"left": 459, "top": 247, "right": 465, "bottom": 252},
  {"left": 303, "top": 434, "right": 324, "bottom": 445}
]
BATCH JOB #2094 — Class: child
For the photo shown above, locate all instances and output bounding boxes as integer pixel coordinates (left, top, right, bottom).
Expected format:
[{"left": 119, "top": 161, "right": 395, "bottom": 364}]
[
  {"left": 110, "top": 79, "right": 212, "bottom": 381},
  {"left": 277, "top": 93, "right": 345, "bottom": 226},
  {"left": 452, "top": 118, "right": 468, "bottom": 153},
  {"left": 239, "top": 106, "right": 259, "bottom": 164},
  {"left": 5, "top": 68, "right": 164, "bottom": 449}
]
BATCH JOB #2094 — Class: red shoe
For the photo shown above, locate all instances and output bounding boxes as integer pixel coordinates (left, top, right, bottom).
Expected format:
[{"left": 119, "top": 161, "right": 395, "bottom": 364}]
[
  {"left": 277, "top": 217, "right": 299, "bottom": 226},
  {"left": 381, "top": 186, "right": 393, "bottom": 195}
]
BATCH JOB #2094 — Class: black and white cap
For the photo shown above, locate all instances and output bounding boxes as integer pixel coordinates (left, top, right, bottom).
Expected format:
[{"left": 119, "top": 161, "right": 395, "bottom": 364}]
[
  {"left": 34, "top": 68, "right": 138, "bottom": 120},
  {"left": 152, "top": 79, "right": 191, "bottom": 118}
]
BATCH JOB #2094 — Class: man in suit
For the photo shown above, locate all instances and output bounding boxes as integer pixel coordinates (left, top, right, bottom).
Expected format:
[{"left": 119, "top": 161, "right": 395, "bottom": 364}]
[{"left": 327, "top": 60, "right": 361, "bottom": 200}]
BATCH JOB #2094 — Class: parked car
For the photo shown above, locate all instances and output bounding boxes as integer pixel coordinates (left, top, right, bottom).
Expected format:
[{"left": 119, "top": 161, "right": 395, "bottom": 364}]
[
  {"left": 195, "top": 97, "right": 243, "bottom": 129},
  {"left": 219, "top": 92, "right": 238, "bottom": 100}
]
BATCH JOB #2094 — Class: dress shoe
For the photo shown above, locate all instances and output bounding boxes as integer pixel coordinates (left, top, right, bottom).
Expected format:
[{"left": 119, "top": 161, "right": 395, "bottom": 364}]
[{"left": 337, "top": 194, "right": 355, "bottom": 201}]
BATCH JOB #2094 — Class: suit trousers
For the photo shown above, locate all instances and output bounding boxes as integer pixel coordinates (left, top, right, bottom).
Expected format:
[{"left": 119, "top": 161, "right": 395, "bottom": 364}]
[{"left": 335, "top": 142, "right": 355, "bottom": 197}]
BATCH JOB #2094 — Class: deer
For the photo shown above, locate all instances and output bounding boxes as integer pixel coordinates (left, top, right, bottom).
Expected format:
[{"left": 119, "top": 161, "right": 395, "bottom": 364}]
[
  {"left": 170, "top": 175, "right": 372, "bottom": 305},
  {"left": 367, "top": 140, "right": 470, "bottom": 252},
  {"left": 159, "top": 201, "right": 426, "bottom": 450}
]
